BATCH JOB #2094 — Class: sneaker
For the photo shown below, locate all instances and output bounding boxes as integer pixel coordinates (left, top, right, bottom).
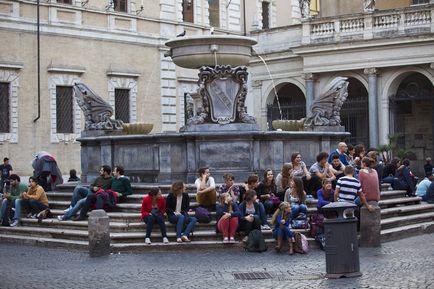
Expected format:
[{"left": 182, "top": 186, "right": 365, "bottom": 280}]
[
  {"left": 223, "top": 237, "right": 229, "bottom": 243},
  {"left": 145, "top": 237, "right": 151, "bottom": 245},
  {"left": 177, "top": 238, "right": 183, "bottom": 243},
  {"left": 63, "top": 205, "right": 72, "bottom": 213},
  {"left": 26, "top": 213, "right": 33, "bottom": 218},
  {"left": 163, "top": 237, "right": 169, "bottom": 244},
  {"left": 57, "top": 215, "right": 65, "bottom": 221},
  {"left": 261, "top": 224, "right": 271, "bottom": 230},
  {"left": 37, "top": 209, "right": 48, "bottom": 223},
  {"left": 10, "top": 220, "right": 19, "bottom": 227},
  {"left": 242, "top": 236, "right": 248, "bottom": 243},
  {"left": 229, "top": 237, "right": 235, "bottom": 243},
  {"left": 181, "top": 235, "right": 190, "bottom": 242},
  {"left": 30, "top": 214, "right": 37, "bottom": 219}
]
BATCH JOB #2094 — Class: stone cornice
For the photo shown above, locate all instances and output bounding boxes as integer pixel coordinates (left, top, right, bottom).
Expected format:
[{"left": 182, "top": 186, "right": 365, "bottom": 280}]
[
  {"left": 47, "top": 65, "right": 86, "bottom": 74},
  {"left": 0, "top": 62, "right": 24, "bottom": 70}
]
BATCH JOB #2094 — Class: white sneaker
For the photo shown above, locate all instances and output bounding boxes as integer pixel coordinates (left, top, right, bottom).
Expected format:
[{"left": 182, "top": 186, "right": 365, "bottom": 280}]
[
  {"left": 10, "top": 220, "right": 19, "bottom": 227},
  {"left": 57, "top": 215, "right": 64, "bottom": 221},
  {"left": 223, "top": 237, "right": 229, "bottom": 243},
  {"left": 145, "top": 238, "right": 151, "bottom": 245},
  {"left": 261, "top": 224, "right": 271, "bottom": 230},
  {"left": 63, "top": 206, "right": 72, "bottom": 213},
  {"left": 229, "top": 237, "right": 235, "bottom": 243},
  {"left": 163, "top": 237, "right": 169, "bottom": 244}
]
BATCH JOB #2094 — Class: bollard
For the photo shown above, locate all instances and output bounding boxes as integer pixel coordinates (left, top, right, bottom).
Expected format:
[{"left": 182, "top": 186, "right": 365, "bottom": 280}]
[
  {"left": 360, "top": 201, "right": 381, "bottom": 247},
  {"left": 88, "top": 209, "right": 111, "bottom": 257}
]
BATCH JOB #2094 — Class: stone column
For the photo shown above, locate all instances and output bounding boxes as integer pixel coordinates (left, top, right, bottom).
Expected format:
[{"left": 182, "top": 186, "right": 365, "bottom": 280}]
[
  {"left": 364, "top": 68, "right": 379, "bottom": 148},
  {"left": 360, "top": 202, "right": 381, "bottom": 247},
  {"left": 304, "top": 73, "right": 316, "bottom": 118},
  {"left": 88, "top": 210, "right": 111, "bottom": 257}
]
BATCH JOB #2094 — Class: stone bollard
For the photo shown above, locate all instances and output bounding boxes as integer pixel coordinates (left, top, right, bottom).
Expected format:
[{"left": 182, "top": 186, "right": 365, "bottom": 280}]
[
  {"left": 88, "top": 210, "right": 111, "bottom": 257},
  {"left": 360, "top": 201, "right": 381, "bottom": 247}
]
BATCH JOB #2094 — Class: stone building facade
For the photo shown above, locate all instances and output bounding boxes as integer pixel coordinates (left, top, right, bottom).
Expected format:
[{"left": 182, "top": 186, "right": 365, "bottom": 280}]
[{"left": 1, "top": 0, "right": 433, "bottom": 177}]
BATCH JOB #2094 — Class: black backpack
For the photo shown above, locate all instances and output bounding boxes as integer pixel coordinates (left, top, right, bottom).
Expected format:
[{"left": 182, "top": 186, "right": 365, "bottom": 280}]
[{"left": 244, "top": 229, "right": 268, "bottom": 253}]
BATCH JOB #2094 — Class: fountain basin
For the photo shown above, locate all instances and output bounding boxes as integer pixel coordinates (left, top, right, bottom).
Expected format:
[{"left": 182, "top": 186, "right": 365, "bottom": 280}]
[{"left": 165, "top": 35, "right": 257, "bottom": 69}]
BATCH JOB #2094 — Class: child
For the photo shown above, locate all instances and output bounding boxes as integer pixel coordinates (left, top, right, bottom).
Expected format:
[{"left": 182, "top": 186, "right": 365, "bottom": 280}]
[{"left": 271, "top": 202, "right": 295, "bottom": 255}]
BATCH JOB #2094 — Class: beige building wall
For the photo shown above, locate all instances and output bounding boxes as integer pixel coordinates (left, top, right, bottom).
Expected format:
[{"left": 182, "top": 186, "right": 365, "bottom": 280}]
[{"left": 319, "top": 0, "right": 414, "bottom": 17}]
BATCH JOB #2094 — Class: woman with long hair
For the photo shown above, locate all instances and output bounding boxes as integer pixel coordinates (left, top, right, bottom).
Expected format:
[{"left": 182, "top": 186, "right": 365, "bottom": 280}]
[
  {"left": 316, "top": 178, "right": 334, "bottom": 212},
  {"left": 166, "top": 181, "right": 197, "bottom": 243},
  {"left": 276, "top": 163, "right": 293, "bottom": 201},
  {"left": 358, "top": 157, "right": 380, "bottom": 204},
  {"left": 284, "top": 177, "right": 307, "bottom": 219},
  {"left": 238, "top": 190, "right": 264, "bottom": 238},
  {"left": 271, "top": 202, "right": 295, "bottom": 254},
  {"left": 291, "top": 152, "right": 313, "bottom": 195},
  {"left": 256, "top": 169, "right": 279, "bottom": 215},
  {"left": 216, "top": 193, "right": 241, "bottom": 243},
  {"left": 141, "top": 187, "right": 168, "bottom": 245}
]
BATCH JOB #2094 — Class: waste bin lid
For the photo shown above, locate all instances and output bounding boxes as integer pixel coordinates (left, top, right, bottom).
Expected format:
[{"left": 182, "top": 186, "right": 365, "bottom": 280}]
[{"left": 322, "top": 201, "right": 358, "bottom": 219}]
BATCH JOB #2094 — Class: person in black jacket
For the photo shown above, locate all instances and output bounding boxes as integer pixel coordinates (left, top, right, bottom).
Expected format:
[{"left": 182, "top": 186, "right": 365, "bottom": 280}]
[
  {"left": 166, "top": 181, "right": 197, "bottom": 243},
  {"left": 238, "top": 190, "right": 263, "bottom": 240}
]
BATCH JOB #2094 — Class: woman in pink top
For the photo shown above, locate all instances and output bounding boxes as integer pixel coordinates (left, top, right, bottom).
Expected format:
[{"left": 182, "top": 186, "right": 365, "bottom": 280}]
[{"left": 358, "top": 157, "right": 380, "bottom": 202}]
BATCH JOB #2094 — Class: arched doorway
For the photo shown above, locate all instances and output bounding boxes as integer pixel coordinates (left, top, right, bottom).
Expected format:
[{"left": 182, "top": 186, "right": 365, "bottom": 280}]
[
  {"left": 267, "top": 83, "right": 306, "bottom": 130},
  {"left": 389, "top": 72, "right": 434, "bottom": 176},
  {"left": 340, "top": 78, "right": 369, "bottom": 146}
]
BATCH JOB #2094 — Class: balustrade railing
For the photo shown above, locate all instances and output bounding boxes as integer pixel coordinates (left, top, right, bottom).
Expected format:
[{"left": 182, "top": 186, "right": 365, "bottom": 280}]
[{"left": 303, "top": 4, "right": 434, "bottom": 44}]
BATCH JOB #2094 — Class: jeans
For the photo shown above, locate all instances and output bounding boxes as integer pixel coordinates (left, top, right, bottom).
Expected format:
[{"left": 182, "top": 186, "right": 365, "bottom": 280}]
[
  {"left": 168, "top": 214, "right": 197, "bottom": 238},
  {"left": 262, "top": 200, "right": 274, "bottom": 215},
  {"left": 382, "top": 176, "right": 395, "bottom": 184},
  {"left": 291, "top": 203, "right": 307, "bottom": 219},
  {"left": 272, "top": 225, "right": 294, "bottom": 240},
  {"left": 258, "top": 202, "right": 268, "bottom": 225},
  {"left": 14, "top": 199, "right": 48, "bottom": 220},
  {"left": 0, "top": 199, "right": 13, "bottom": 221},
  {"left": 144, "top": 214, "right": 167, "bottom": 238},
  {"left": 78, "top": 192, "right": 97, "bottom": 219},
  {"left": 63, "top": 198, "right": 87, "bottom": 220},
  {"left": 70, "top": 186, "right": 91, "bottom": 207},
  {"left": 239, "top": 215, "right": 261, "bottom": 235},
  {"left": 217, "top": 217, "right": 239, "bottom": 238}
]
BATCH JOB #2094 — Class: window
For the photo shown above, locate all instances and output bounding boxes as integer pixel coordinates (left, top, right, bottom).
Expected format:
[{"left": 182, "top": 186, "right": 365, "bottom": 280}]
[
  {"left": 57, "top": 0, "right": 72, "bottom": 4},
  {"left": 182, "top": 0, "right": 194, "bottom": 23},
  {"left": 412, "top": 0, "right": 429, "bottom": 5},
  {"left": 209, "top": 0, "right": 220, "bottom": 27},
  {"left": 115, "top": 88, "right": 130, "bottom": 123},
  {"left": 56, "top": 86, "right": 74, "bottom": 134},
  {"left": 0, "top": 82, "right": 10, "bottom": 133},
  {"left": 262, "top": 1, "right": 270, "bottom": 29},
  {"left": 114, "top": 0, "right": 128, "bottom": 12}
]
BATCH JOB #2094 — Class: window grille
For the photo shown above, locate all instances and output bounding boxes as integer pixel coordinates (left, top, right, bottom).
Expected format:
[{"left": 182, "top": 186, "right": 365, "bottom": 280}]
[
  {"left": 0, "top": 82, "right": 10, "bottom": 133},
  {"left": 56, "top": 86, "right": 74, "bottom": 134},
  {"left": 115, "top": 88, "right": 130, "bottom": 123},
  {"left": 262, "top": 1, "right": 270, "bottom": 29}
]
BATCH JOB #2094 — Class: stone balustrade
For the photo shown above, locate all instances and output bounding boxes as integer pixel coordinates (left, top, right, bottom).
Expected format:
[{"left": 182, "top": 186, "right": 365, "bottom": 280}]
[{"left": 302, "top": 4, "right": 434, "bottom": 44}]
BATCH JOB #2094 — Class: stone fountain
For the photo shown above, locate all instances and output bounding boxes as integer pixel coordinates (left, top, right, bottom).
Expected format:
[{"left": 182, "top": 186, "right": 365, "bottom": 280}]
[{"left": 78, "top": 35, "right": 349, "bottom": 184}]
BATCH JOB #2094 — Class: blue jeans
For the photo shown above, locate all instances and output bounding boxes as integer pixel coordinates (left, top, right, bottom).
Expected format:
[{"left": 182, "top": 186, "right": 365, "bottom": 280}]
[
  {"left": 63, "top": 198, "right": 87, "bottom": 220},
  {"left": 78, "top": 192, "right": 97, "bottom": 219},
  {"left": 291, "top": 203, "right": 307, "bottom": 219},
  {"left": 14, "top": 199, "right": 48, "bottom": 221},
  {"left": 70, "top": 186, "right": 91, "bottom": 207},
  {"left": 258, "top": 202, "right": 268, "bottom": 225},
  {"left": 1, "top": 199, "right": 13, "bottom": 221},
  {"left": 262, "top": 200, "right": 274, "bottom": 215},
  {"left": 168, "top": 214, "right": 197, "bottom": 238},
  {"left": 382, "top": 176, "right": 395, "bottom": 184},
  {"left": 272, "top": 225, "right": 294, "bottom": 240},
  {"left": 144, "top": 214, "right": 167, "bottom": 238}
]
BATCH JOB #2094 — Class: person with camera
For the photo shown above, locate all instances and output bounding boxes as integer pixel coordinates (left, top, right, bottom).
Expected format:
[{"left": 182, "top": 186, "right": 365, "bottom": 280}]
[{"left": 141, "top": 187, "right": 168, "bottom": 245}]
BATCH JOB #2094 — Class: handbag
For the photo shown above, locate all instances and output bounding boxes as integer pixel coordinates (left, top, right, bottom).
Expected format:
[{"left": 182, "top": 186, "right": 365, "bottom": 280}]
[{"left": 269, "top": 195, "right": 281, "bottom": 205}]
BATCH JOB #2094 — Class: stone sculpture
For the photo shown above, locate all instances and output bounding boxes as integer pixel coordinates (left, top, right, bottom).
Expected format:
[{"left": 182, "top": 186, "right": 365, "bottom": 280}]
[
  {"left": 304, "top": 77, "right": 349, "bottom": 127},
  {"left": 364, "top": 0, "right": 375, "bottom": 12},
  {"left": 73, "top": 82, "right": 124, "bottom": 130},
  {"left": 299, "top": 0, "right": 311, "bottom": 19}
]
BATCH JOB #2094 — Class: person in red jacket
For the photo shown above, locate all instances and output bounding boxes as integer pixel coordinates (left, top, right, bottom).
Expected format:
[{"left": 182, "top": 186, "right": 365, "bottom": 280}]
[{"left": 141, "top": 187, "right": 168, "bottom": 245}]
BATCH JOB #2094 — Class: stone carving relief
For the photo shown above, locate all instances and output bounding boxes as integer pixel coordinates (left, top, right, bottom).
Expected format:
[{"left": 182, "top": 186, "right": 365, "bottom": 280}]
[
  {"left": 73, "top": 82, "right": 124, "bottom": 130},
  {"left": 304, "top": 77, "right": 349, "bottom": 127},
  {"left": 299, "top": 0, "right": 311, "bottom": 19},
  {"left": 364, "top": 0, "right": 375, "bottom": 12}
]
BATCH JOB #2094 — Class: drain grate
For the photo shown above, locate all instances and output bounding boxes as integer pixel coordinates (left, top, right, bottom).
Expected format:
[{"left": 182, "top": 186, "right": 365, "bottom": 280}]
[{"left": 233, "top": 272, "right": 273, "bottom": 280}]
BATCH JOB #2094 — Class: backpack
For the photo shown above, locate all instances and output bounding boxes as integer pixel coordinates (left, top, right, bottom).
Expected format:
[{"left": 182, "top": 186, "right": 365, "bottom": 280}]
[
  {"left": 309, "top": 212, "right": 325, "bottom": 237},
  {"left": 195, "top": 206, "right": 211, "bottom": 223},
  {"left": 244, "top": 229, "right": 268, "bottom": 253},
  {"left": 294, "top": 232, "right": 309, "bottom": 254},
  {"left": 291, "top": 213, "right": 309, "bottom": 229}
]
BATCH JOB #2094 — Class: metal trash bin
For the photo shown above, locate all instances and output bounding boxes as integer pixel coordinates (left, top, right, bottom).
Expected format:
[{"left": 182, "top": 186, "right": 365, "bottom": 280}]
[{"left": 322, "top": 202, "right": 362, "bottom": 278}]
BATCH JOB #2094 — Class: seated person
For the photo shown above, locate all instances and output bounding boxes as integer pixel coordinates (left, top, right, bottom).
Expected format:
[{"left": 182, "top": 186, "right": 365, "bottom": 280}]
[
  {"left": 271, "top": 202, "right": 295, "bottom": 254},
  {"left": 416, "top": 172, "right": 434, "bottom": 201},
  {"left": 309, "top": 151, "right": 336, "bottom": 196},
  {"left": 393, "top": 159, "right": 416, "bottom": 196},
  {"left": 284, "top": 177, "right": 307, "bottom": 219},
  {"left": 238, "top": 190, "right": 264, "bottom": 239},
  {"left": 316, "top": 179, "right": 334, "bottom": 212},
  {"left": 110, "top": 165, "right": 132, "bottom": 203},
  {"left": 67, "top": 169, "right": 80, "bottom": 182},
  {"left": 239, "top": 175, "right": 270, "bottom": 230},
  {"left": 11, "top": 177, "right": 50, "bottom": 226},
  {"left": 195, "top": 167, "right": 216, "bottom": 208},
  {"left": 141, "top": 188, "right": 169, "bottom": 244},
  {"left": 330, "top": 154, "right": 345, "bottom": 180},
  {"left": 382, "top": 158, "right": 401, "bottom": 184},
  {"left": 216, "top": 193, "right": 241, "bottom": 243},
  {"left": 166, "top": 181, "right": 197, "bottom": 243},
  {"left": 1, "top": 174, "right": 27, "bottom": 226},
  {"left": 218, "top": 173, "right": 240, "bottom": 203},
  {"left": 256, "top": 169, "right": 280, "bottom": 215},
  {"left": 275, "top": 163, "right": 293, "bottom": 201}
]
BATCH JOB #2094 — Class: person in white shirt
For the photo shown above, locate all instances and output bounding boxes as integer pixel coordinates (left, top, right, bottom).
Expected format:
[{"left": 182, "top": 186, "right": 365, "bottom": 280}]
[{"left": 195, "top": 167, "right": 216, "bottom": 208}]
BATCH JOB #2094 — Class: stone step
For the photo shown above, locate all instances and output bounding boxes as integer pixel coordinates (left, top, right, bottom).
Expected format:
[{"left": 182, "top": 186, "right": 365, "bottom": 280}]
[
  {"left": 379, "top": 190, "right": 407, "bottom": 200},
  {"left": 380, "top": 221, "right": 434, "bottom": 243},
  {"left": 0, "top": 225, "right": 89, "bottom": 241},
  {"left": 0, "top": 233, "right": 89, "bottom": 250},
  {"left": 380, "top": 203, "right": 434, "bottom": 218},
  {"left": 380, "top": 211, "right": 434, "bottom": 230},
  {"left": 379, "top": 196, "right": 421, "bottom": 208}
]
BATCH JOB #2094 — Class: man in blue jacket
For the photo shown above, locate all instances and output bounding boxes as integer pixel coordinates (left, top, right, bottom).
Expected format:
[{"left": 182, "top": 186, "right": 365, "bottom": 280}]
[{"left": 328, "top": 142, "right": 349, "bottom": 166}]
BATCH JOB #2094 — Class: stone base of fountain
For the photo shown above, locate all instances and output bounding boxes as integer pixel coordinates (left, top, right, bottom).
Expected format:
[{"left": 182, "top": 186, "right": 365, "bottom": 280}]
[
  {"left": 182, "top": 123, "right": 258, "bottom": 132},
  {"left": 304, "top": 126, "right": 346, "bottom": 132}
]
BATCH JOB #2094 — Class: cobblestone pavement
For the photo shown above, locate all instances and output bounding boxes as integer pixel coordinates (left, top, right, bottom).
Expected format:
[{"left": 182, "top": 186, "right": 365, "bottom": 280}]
[{"left": 1, "top": 234, "right": 434, "bottom": 289}]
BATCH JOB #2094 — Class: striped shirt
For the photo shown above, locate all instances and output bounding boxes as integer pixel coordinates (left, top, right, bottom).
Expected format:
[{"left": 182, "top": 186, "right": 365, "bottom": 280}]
[{"left": 336, "top": 176, "right": 361, "bottom": 203}]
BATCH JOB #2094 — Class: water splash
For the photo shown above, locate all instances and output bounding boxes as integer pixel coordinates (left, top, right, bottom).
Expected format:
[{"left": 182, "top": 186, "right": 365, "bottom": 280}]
[{"left": 254, "top": 51, "right": 282, "bottom": 120}]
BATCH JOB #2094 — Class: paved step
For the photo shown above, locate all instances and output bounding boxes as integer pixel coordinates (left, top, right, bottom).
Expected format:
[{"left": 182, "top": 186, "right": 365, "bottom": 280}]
[
  {"left": 379, "top": 190, "right": 407, "bottom": 200},
  {"left": 381, "top": 221, "right": 434, "bottom": 243},
  {"left": 381, "top": 211, "right": 434, "bottom": 230},
  {"left": 0, "top": 225, "right": 89, "bottom": 241},
  {"left": 0, "top": 233, "right": 88, "bottom": 250},
  {"left": 380, "top": 203, "right": 434, "bottom": 218}
]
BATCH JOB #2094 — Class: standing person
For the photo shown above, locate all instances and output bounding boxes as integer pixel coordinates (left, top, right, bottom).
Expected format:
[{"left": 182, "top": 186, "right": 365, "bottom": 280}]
[
  {"left": 0, "top": 157, "right": 13, "bottom": 194},
  {"left": 366, "top": 151, "right": 383, "bottom": 191},
  {"left": 309, "top": 151, "right": 336, "bottom": 195},
  {"left": 0, "top": 174, "right": 27, "bottom": 226},
  {"left": 353, "top": 144, "right": 366, "bottom": 171},
  {"left": 238, "top": 190, "right": 264, "bottom": 239},
  {"left": 195, "top": 167, "right": 216, "bottom": 208},
  {"left": 284, "top": 177, "right": 307, "bottom": 219},
  {"left": 328, "top": 142, "right": 349, "bottom": 166},
  {"left": 58, "top": 165, "right": 112, "bottom": 221},
  {"left": 256, "top": 169, "right": 279, "bottom": 215},
  {"left": 141, "top": 188, "right": 169, "bottom": 245},
  {"left": 316, "top": 179, "right": 334, "bottom": 212},
  {"left": 11, "top": 177, "right": 50, "bottom": 226},
  {"left": 290, "top": 153, "right": 312, "bottom": 195},
  {"left": 218, "top": 173, "right": 240, "bottom": 203},
  {"left": 166, "top": 181, "right": 197, "bottom": 243},
  {"left": 275, "top": 163, "right": 293, "bottom": 201},
  {"left": 271, "top": 202, "right": 295, "bottom": 254},
  {"left": 358, "top": 157, "right": 381, "bottom": 204},
  {"left": 216, "top": 193, "right": 241, "bottom": 243},
  {"left": 239, "top": 175, "right": 270, "bottom": 230}
]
